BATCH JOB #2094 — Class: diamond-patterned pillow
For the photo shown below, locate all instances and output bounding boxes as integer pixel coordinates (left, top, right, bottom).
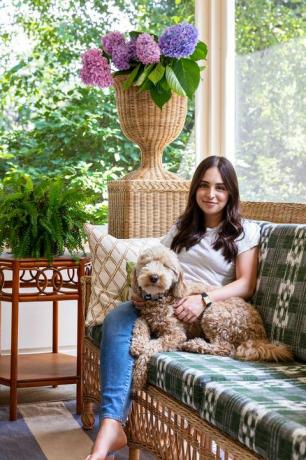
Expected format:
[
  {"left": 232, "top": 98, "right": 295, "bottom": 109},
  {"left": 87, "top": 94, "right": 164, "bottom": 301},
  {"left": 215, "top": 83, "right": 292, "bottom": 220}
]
[
  {"left": 252, "top": 223, "right": 306, "bottom": 361},
  {"left": 84, "top": 224, "right": 159, "bottom": 326}
]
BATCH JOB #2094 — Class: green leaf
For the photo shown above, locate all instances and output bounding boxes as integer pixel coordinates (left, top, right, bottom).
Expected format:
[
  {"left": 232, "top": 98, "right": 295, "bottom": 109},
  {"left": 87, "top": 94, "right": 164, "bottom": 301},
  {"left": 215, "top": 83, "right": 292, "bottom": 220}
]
[
  {"left": 189, "top": 41, "right": 208, "bottom": 61},
  {"left": 172, "top": 59, "right": 200, "bottom": 98},
  {"left": 7, "top": 60, "right": 27, "bottom": 75},
  {"left": 129, "top": 31, "right": 142, "bottom": 40},
  {"left": 149, "top": 83, "right": 172, "bottom": 109},
  {"left": 165, "top": 66, "right": 186, "bottom": 96},
  {"left": 160, "top": 76, "right": 170, "bottom": 91},
  {"left": 134, "top": 64, "right": 155, "bottom": 86},
  {"left": 138, "top": 78, "right": 154, "bottom": 93},
  {"left": 148, "top": 63, "right": 165, "bottom": 85},
  {"left": 123, "top": 64, "right": 141, "bottom": 90}
]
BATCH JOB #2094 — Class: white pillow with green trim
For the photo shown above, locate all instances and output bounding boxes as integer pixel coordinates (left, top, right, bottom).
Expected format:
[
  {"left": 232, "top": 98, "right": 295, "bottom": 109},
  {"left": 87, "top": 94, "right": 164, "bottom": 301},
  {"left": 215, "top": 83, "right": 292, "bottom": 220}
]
[{"left": 84, "top": 224, "right": 160, "bottom": 326}]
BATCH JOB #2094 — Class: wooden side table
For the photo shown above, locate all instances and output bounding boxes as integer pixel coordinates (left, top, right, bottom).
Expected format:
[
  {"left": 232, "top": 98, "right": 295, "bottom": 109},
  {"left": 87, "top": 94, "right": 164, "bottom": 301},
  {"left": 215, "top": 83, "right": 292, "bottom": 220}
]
[{"left": 0, "top": 254, "right": 91, "bottom": 421}]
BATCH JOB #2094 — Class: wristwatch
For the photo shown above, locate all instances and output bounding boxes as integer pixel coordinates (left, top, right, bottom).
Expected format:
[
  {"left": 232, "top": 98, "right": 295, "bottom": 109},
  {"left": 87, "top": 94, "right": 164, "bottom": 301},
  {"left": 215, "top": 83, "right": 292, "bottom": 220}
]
[{"left": 201, "top": 292, "right": 212, "bottom": 310}]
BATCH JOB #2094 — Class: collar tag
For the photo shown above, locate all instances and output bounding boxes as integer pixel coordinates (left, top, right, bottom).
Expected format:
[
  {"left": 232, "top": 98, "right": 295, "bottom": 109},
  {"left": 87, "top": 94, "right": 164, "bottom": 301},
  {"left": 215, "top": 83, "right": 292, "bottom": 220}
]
[{"left": 143, "top": 293, "right": 163, "bottom": 301}]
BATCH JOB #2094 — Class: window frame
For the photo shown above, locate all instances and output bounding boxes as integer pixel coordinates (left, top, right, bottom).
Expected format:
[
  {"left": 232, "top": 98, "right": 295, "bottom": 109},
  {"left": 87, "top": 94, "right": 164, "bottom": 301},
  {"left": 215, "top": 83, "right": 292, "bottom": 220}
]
[{"left": 195, "top": 0, "right": 235, "bottom": 162}]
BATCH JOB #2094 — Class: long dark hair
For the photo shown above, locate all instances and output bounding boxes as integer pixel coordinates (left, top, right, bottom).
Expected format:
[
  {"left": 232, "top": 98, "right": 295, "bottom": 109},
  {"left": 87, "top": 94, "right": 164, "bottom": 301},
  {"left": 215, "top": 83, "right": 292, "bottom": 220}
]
[{"left": 171, "top": 156, "right": 244, "bottom": 262}]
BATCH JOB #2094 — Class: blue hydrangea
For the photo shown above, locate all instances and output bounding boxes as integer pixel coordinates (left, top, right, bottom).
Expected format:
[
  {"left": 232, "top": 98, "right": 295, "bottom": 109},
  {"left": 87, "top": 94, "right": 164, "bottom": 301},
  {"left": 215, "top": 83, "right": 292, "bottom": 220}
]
[{"left": 159, "top": 22, "right": 198, "bottom": 58}]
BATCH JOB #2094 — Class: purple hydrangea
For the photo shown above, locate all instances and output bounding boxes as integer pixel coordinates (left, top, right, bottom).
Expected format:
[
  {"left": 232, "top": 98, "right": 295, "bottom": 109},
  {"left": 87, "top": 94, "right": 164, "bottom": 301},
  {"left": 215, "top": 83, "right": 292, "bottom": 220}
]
[
  {"left": 127, "top": 39, "right": 137, "bottom": 61},
  {"left": 102, "top": 31, "right": 125, "bottom": 55},
  {"left": 159, "top": 22, "right": 198, "bottom": 58},
  {"left": 136, "top": 33, "right": 161, "bottom": 65},
  {"left": 80, "top": 49, "right": 113, "bottom": 88},
  {"left": 112, "top": 43, "right": 131, "bottom": 70}
]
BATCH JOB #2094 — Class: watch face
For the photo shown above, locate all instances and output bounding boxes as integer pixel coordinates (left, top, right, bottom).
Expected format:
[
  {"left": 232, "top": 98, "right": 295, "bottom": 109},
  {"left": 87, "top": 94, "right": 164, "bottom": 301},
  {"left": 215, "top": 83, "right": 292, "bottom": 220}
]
[
  {"left": 201, "top": 293, "right": 208, "bottom": 305},
  {"left": 201, "top": 293, "right": 211, "bottom": 307}
]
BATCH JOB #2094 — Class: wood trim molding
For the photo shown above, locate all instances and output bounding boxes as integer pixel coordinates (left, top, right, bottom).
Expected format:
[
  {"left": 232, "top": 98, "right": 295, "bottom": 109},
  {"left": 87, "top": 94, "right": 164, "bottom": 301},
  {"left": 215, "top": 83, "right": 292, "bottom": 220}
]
[{"left": 195, "top": 0, "right": 235, "bottom": 161}]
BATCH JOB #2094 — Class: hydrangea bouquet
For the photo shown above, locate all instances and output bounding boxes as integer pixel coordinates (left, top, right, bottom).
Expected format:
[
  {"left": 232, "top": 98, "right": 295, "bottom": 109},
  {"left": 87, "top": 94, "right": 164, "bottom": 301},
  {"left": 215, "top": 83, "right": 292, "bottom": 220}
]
[{"left": 80, "top": 22, "right": 207, "bottom": 108}]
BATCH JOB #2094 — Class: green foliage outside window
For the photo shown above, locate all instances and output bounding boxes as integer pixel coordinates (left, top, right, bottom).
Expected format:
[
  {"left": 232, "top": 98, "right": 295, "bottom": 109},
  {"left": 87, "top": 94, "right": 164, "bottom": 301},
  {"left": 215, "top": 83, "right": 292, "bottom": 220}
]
[
  {"left": 235, "top": 0, "right": 306, "bottom": 202},
  {"left": 0, "top": 0, "right": 195, "bottom": 225}
]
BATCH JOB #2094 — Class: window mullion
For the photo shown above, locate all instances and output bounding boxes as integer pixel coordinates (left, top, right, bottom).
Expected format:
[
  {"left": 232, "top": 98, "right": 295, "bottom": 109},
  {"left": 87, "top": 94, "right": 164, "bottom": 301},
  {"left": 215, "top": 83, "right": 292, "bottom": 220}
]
[{"left": 195, "top": 0, "right": 235, "bottom": 162}]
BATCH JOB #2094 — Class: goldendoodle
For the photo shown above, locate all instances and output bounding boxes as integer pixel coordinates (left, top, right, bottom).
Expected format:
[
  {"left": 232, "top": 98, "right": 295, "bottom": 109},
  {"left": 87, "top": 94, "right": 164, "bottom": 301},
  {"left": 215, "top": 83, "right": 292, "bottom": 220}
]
[{"left": 130, "top": 245, "right": 293, "bottom": 390}]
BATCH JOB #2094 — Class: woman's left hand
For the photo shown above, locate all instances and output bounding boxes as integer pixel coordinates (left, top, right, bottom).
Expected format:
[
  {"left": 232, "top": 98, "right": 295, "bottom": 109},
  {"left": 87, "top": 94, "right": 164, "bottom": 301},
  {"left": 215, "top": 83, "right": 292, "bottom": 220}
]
[{"left": 174, "top": 295, "right": 203, "bottom": 323}]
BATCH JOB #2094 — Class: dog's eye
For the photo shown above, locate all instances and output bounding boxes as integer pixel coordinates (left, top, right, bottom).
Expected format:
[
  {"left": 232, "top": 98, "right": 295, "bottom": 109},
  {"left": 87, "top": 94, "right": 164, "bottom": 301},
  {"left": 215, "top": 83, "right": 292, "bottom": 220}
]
[
  {"left": 164, "top": 264, "right": 178, "bottom": 276},
  {"left": 139, "top": 255, "right": 150, "bottom": 264}
]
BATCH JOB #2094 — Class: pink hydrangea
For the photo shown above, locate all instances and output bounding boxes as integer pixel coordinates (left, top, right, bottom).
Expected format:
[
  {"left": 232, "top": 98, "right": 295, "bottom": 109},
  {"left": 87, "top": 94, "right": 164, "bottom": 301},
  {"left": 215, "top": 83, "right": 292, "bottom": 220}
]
[
  {"left": 80, "top": 49, "right": 113, "bottom": 88},
  {"left": 136, "top": 33, "right": 160, "bottom": 65},
  {"left": 102, "top": 31, "right": 125, "bottom": 55}
]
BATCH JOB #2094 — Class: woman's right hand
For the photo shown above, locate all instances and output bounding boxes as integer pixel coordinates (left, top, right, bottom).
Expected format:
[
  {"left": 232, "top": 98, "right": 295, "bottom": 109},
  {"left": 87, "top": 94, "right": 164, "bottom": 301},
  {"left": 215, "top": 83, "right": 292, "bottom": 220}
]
[{"left": 131, "top": 293, "right": 146, "bottom": 309}]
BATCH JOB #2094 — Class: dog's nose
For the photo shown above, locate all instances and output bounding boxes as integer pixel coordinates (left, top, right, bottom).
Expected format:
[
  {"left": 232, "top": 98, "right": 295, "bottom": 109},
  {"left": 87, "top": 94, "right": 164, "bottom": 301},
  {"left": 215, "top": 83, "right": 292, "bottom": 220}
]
[{"left": 150, "top": 274, "right": 159, "bottom": 284}]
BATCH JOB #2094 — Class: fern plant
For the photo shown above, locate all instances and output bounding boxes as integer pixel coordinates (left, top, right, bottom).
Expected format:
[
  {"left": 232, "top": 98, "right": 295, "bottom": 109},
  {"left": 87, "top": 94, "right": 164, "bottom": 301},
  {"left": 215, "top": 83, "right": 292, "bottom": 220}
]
[{"left": 0, "top": 172, "right": 96, "bottom": 261}]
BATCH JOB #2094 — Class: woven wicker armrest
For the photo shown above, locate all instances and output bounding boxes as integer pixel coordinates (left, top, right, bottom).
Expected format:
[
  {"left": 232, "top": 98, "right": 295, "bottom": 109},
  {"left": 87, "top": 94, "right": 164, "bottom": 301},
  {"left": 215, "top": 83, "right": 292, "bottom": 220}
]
[{"left": 81, "top": 275, "right": 92, "bottom": 318}]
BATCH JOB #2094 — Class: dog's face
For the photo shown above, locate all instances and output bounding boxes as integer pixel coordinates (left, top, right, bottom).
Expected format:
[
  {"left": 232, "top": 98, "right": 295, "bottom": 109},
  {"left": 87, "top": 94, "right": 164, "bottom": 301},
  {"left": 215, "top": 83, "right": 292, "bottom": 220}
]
[{"left": 133, "top": 245, "right": 183, "bottom": 296}]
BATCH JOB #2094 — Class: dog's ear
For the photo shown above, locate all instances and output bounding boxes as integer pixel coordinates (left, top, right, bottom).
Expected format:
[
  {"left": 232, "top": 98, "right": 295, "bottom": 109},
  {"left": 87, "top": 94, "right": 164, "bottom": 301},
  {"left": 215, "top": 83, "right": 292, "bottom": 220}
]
[
  {"left": 172, "top": 270, "right": 186, "bottom": 298},
  {"left": 131, "top": 267, "right": 140, "bottom": 295}
]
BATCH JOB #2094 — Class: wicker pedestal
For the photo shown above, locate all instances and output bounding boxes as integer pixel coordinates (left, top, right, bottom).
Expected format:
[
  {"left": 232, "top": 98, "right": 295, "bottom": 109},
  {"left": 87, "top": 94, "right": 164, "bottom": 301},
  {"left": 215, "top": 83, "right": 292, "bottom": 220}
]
[
  {"left": 108, "top": 179, "right": 190, "bottom": 238},
  {"left": 108, "top": 75, "right": 190, "bottom": 239}
]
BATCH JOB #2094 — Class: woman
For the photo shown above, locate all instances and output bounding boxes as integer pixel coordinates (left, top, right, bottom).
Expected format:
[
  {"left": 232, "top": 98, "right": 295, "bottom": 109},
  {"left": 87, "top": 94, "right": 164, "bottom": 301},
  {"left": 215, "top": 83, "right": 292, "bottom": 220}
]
[{"left": 86, "top": 155, "right": 260, "bottom": 460}]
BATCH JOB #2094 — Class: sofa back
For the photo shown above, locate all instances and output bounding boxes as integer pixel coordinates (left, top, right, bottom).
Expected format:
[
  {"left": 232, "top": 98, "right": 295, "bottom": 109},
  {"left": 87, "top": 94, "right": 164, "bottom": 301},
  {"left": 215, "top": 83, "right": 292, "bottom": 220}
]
[
  {"left": 252, "top": 222, "right": 306, "bottom": 361},
  {"left": 239, "top": 202, "right": 306, "bottom": 362}
]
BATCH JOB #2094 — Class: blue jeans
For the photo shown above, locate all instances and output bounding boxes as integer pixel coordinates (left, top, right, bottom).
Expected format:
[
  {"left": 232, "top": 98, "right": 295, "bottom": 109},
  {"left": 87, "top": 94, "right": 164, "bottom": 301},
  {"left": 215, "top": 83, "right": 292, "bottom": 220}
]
[{"left": 99, "top": 301, "right": 138, "bottom": 423}]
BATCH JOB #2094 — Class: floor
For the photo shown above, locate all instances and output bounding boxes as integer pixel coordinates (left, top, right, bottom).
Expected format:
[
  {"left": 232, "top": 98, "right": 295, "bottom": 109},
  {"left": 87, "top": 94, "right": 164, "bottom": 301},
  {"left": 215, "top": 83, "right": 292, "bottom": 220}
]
[{"left": 0, "top": 384, "right": 156, "bottom": 460}]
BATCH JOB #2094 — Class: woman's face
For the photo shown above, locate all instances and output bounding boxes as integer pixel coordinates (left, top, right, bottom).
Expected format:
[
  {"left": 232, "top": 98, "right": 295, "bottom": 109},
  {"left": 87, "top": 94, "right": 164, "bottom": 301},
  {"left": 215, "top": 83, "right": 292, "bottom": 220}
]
[{"left": 195, "top": 166, "right": 229, "bottom": 226}]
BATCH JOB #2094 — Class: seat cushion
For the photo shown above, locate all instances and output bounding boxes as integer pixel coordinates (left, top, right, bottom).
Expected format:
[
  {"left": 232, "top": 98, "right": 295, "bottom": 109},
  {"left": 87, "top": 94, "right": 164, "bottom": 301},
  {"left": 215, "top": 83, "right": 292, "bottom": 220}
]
[
  {"left": 253, "top": 223, "right": 306, "bottom": 361},
  {"left": 148, "top": 352, "right": 306, "bottom": 460}
]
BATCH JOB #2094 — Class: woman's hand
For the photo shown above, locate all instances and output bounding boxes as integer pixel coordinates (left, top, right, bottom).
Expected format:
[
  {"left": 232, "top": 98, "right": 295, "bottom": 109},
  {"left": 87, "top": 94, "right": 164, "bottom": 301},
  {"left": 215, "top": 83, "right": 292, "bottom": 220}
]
[
  {"left": 131, "top": 293, "right": 146, "bottom": 309},
  {"left": 174, "top": 295, "right": 204, "bottom": 323}
]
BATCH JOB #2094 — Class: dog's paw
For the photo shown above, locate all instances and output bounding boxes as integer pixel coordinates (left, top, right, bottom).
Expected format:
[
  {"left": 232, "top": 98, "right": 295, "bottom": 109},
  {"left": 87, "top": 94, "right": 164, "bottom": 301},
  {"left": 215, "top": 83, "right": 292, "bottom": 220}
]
[
  {"left": 130, "top": 338, "right": 149, "bottom": 357},
  {"left": 179, "top": 338, "right": 212, "bottom": 354},
  {"left": 132, "top": 355, "right": 150, "bottom": 391}
]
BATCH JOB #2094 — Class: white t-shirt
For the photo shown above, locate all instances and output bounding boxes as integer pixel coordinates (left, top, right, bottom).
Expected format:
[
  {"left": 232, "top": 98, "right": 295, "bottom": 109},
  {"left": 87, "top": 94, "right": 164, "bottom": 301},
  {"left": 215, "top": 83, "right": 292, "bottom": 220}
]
[{"left": 160, "top": 220, "right": 260, "bottom": 287}]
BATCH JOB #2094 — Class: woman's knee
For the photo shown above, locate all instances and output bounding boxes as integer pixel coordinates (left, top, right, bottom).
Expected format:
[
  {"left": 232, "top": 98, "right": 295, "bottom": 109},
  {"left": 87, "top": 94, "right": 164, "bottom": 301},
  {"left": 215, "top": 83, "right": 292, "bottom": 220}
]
[{"left": 102, "top": 301, "right": 138, "bottom": 336}]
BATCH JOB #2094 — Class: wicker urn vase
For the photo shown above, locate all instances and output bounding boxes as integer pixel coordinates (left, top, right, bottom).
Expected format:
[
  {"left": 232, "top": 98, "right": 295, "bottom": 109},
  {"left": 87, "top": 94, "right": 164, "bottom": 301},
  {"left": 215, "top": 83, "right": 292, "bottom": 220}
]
[
  {"left": 108, "top": 74, "right": 191, "bottom": 238},
  {"left": 113, "top": 74, "right": 188, "bottom": 180}
]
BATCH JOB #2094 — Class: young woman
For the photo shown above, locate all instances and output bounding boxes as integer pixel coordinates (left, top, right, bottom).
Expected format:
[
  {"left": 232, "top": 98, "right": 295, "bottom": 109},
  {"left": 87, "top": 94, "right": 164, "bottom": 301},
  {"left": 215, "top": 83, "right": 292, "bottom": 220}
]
[{"left": 86, "top": 155, "right": 260, "bottom": 460}]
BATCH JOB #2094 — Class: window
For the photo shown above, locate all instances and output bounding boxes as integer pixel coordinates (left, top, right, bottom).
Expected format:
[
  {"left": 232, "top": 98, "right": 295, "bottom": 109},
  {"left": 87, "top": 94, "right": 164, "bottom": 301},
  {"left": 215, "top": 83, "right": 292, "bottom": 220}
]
[
  {"left": 235, "top": 0, "right": 306, "bottom": 202},
  {"left": 196, "top": 0, "right": 305, "bottom": 203}
]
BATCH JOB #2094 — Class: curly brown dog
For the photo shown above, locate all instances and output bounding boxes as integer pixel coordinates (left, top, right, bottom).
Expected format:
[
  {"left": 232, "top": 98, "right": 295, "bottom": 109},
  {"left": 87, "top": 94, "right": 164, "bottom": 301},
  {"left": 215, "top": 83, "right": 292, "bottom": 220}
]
[{"left": 130, "top": 245, "right": 293, "bottom": 391}]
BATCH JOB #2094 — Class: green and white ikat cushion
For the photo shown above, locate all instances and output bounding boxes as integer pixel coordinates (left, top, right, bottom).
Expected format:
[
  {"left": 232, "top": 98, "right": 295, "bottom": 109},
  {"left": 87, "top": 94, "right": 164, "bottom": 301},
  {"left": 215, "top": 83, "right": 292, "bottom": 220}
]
[
  {"left": 148, "top": 352, "right": 306, "bottom": 460},
  {"left": 252, "top": 223, "right": 306, "bottom": 361}
]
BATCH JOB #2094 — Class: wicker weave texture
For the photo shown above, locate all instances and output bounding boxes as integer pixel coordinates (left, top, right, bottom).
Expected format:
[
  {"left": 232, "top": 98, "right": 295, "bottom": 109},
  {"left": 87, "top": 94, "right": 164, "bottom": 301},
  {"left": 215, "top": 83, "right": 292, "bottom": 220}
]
[
  {"left": 113, "top": 75, "right": 187, "bottom": 181},
  {"left": 127, "top": 387, "right": 261, "bottom": 460},
  {"left": 241, "top": 201, "right": 306, "bottom": 223},
  {"left": 108, "top": 179, "right": 190, "bottom": 238}
]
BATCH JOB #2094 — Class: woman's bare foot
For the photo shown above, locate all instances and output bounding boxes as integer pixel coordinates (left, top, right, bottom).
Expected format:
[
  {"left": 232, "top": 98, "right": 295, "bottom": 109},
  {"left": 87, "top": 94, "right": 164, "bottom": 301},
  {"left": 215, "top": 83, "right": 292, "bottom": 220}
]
[{"left": 85, "top": 418, "right": 127, "bottom": 460}]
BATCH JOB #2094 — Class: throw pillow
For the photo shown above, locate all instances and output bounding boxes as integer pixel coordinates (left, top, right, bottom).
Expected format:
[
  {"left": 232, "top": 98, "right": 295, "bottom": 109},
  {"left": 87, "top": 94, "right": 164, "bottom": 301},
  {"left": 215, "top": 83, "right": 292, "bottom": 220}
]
[
  {"left": 84, "top": 224, "right": 159, "bottom": 326},
  {"left": 252, "top": 222, "right": 306, "bottom": 361}
]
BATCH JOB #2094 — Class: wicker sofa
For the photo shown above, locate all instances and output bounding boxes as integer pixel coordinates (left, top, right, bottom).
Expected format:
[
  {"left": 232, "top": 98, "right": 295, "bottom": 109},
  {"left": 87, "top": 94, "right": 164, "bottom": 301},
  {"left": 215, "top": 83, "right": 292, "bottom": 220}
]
[{"left": 81, "top": 201, "right": 306, "bottom": 460}]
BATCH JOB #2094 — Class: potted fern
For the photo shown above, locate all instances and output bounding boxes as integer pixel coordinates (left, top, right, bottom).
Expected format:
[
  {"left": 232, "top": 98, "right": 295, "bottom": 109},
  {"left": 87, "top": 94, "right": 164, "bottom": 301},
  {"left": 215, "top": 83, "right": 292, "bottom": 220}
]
[{"left": 0, "top": 171, "right": 96, "bottom": 261}]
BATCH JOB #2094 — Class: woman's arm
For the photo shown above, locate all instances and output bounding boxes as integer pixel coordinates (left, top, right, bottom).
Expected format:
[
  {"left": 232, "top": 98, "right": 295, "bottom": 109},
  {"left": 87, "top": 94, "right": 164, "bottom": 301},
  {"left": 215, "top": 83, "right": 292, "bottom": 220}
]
[
  {"left": 175, "top": 246, "right": 259, "bottom": 323},
  {"left": 209, "top": 246, "right": 259, "bottom": 301}
]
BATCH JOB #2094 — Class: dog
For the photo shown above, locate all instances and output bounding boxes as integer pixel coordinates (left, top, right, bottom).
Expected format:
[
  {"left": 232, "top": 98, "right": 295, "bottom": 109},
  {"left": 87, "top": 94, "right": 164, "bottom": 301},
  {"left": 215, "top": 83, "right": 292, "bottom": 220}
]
[{"left": 130, "top": 245, "right": 293, "bottom": 391}]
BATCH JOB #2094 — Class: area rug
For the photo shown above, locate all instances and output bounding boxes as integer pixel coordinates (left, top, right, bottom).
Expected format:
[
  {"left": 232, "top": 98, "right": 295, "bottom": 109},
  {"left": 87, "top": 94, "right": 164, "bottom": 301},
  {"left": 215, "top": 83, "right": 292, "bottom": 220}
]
[{"left": 0, "top": 399, "right": 155, "bottom": 460}]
